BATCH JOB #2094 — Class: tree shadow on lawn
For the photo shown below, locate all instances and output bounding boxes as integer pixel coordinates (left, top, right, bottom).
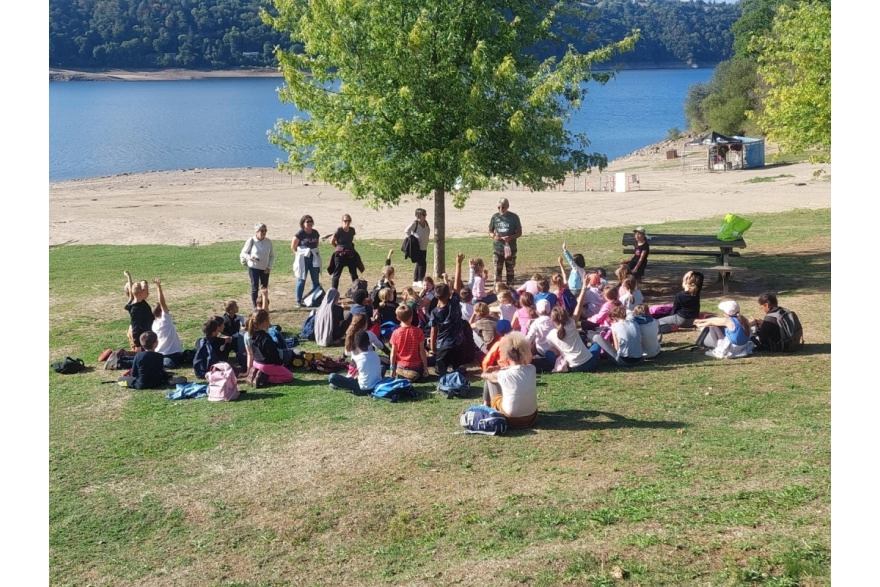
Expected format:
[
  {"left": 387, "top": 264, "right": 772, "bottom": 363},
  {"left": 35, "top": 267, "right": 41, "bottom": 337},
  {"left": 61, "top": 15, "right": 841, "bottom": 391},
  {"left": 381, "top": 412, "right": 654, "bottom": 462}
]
[{"left": 535, "top": 409, "right": 686, "bottom": 432}]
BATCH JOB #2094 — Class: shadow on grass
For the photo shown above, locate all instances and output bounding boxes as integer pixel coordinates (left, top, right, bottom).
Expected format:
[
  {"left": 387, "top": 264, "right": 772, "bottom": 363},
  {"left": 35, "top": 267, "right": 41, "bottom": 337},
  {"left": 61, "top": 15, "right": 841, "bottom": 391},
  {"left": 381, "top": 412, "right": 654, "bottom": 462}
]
[
  {"left": 236, "top": 391, "right": 285, "bottom": 400},
  {"left": 640, "top": 251, "right": 831, "bottom": 299},
  {"left": 536, "top": 409, "right": 686, "bottom": 431}
]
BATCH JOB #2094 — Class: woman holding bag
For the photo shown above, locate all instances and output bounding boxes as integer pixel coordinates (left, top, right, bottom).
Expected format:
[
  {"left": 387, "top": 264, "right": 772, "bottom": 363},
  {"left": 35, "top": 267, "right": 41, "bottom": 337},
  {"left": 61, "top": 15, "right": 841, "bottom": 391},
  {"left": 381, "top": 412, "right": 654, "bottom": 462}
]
[
  {"left": 404, "top": 208, "right": 430, "bottom": 287},
  {"left": 291, "top": 214, "right": 323, "bottom": 307}
]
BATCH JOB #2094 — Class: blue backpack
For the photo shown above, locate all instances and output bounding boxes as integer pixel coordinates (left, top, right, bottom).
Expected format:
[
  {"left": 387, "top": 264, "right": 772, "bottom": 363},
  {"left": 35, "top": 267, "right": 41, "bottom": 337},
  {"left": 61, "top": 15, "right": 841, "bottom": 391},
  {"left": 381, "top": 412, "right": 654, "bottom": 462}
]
[
  {"left": 560, "top": 288, "right": 578, "bottom": 314},
  {"left": 371, "top": 377, "right": 417, "bottom": 403},
  {"left": 300, "top": 311, "right": 316, "bottom": 341},
  {"left": 380, "top": 321, "right": 399, "bottom": 340},
  {"left": 437, "top": 371, "right": 471, "bottom": 399},
  {"left": 460, "top": 405, "right": 508, "bottom": 435}
]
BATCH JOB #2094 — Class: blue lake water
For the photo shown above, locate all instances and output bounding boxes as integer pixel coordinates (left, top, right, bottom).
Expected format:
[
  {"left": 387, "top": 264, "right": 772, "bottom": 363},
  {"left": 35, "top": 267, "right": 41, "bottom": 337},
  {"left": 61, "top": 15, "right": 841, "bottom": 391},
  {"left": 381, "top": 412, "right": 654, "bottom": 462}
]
[{"left": 49, "top": 68, "right": 713, "bottom": 182}]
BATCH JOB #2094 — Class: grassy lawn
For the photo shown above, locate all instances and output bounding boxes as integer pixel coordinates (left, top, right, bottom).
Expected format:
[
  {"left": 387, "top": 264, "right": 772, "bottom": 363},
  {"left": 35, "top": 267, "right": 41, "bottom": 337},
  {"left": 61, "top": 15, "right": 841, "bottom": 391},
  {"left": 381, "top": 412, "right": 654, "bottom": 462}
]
[{"left": 49, "top": 208, "right": 830, "bottom": 586}]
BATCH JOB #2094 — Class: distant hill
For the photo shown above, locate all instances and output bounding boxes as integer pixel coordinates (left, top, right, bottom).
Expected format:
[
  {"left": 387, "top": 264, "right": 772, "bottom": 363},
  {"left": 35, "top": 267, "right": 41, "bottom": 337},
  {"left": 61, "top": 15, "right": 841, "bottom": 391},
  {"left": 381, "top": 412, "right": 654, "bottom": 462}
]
[{"left": 50, "top": 0, "right": 739, "bottom": 70}]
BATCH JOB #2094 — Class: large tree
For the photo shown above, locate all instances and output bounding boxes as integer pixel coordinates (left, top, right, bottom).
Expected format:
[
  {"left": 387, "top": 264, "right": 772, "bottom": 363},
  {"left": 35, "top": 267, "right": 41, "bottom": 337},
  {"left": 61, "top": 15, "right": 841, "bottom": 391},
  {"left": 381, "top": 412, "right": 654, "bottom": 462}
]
[
  {"left": 749, "top": 2, "right": 830, "bottom": 161},
  {"left": 265, "top": 0, "right": 638, "bottom": 276}
]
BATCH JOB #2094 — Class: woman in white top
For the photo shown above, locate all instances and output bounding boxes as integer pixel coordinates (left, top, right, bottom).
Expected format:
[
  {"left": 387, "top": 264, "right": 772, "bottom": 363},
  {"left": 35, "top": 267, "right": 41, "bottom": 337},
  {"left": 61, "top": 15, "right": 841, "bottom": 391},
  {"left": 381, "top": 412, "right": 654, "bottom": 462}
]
[
  {"left": 546, "top": 306, "right": 600, "bottom": 372},
  {"left": 404, "top": 208, "right": 430, "bottom": 287},
  {"left": 240, "top": 222, "right": 275, "bottom": 310},
  {"left": 481, "top": 332, "right": 538, "bottom": 428}
]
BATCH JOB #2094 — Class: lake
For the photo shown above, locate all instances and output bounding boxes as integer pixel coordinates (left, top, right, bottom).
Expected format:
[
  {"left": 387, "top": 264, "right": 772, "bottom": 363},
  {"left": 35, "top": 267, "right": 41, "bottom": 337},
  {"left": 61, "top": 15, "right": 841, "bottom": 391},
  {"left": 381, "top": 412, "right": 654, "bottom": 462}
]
[{"left": 49, "top": 68, "right": 713, "bottom": 182}]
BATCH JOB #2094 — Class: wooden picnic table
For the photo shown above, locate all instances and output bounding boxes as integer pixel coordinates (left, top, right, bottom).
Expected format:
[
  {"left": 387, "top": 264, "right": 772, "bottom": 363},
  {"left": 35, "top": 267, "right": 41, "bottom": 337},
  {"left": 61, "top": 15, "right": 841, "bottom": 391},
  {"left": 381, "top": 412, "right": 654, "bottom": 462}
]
[{"left": 622, "top": 233, "right": 747, "bottom": 294}]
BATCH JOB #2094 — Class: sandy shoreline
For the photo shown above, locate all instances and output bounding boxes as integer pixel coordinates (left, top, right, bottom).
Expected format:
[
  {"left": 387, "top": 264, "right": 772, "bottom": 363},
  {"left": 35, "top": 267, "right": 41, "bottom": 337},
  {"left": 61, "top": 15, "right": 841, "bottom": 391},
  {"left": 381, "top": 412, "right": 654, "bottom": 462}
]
[
  {"left": 49, "top": 68, "right": 283, "bottom": 82},
  {"left": 49, "top": 139, "right": 831, "bottom": 247}
]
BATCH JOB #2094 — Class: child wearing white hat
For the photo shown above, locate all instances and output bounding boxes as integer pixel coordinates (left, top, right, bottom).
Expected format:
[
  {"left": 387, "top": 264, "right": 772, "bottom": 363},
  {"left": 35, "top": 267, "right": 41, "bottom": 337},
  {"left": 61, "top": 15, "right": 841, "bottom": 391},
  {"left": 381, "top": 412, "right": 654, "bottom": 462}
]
[{"left": 694, "top": 300, "right": 755, "bottom": 359}]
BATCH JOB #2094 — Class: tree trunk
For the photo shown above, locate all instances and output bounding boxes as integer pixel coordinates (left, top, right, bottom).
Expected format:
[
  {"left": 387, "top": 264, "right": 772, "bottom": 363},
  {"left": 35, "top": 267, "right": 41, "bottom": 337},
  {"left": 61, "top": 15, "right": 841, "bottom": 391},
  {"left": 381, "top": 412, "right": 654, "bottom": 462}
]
[{"left": 432, "top": 187, "right": 445, "bottom": 278}]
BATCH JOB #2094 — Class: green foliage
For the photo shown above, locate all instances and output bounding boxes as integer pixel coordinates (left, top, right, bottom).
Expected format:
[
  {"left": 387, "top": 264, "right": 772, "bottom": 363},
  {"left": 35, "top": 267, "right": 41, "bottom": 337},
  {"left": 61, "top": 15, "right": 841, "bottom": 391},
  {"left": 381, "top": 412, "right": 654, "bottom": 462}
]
[
  {"left": 266, "top": 0, "right": 638, "bottom": 272},
  {"left": 749, "top": 2, "right": 831, "bottom": 162},
  {"left": 687, "top": 57, "right": 758, "bottom": 135},
  {"left": 49, "top": 0, "right": 739, "bottom": 70},
  {"left": 745, "top": 174, "right": 794, "bottom": 183}
]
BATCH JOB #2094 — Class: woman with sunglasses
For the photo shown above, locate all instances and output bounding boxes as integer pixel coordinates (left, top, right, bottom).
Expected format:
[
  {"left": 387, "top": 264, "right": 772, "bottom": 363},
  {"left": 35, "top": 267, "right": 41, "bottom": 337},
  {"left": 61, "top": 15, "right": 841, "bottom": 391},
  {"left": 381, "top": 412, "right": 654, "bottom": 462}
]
[{"left": 240, "top": 222, "right": 275, "bottom": 310}]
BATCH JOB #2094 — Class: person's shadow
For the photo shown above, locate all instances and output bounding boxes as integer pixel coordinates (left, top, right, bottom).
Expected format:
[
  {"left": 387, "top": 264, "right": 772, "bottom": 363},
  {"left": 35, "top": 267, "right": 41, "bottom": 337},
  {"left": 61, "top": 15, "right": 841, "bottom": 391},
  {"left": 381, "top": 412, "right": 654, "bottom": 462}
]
[{"left": 533, "top": 409, "right": 686, "bottom": 431}]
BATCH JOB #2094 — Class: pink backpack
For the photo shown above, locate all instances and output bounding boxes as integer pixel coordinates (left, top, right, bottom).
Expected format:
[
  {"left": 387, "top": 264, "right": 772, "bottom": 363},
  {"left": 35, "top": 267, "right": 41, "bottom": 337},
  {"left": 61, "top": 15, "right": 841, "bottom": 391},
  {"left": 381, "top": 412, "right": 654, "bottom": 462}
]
[{"left": 206, "top": 362, "right": 240, "bottom": 402}]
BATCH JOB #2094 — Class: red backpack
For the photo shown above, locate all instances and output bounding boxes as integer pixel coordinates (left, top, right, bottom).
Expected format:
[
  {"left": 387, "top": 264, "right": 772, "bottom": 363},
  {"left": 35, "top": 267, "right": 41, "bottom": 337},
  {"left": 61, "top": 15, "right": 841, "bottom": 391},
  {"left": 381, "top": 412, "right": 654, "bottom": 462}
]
[{"left": 206, "top": 362, "right": 240, "bottom": 402}]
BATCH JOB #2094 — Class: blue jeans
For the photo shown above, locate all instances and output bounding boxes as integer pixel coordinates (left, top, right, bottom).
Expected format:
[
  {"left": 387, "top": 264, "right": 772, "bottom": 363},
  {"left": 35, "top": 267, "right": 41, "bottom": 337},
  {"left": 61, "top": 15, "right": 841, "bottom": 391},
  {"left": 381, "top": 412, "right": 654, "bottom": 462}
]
[
  {"left": 328, "top": 372, "right": 372, "bottom": 395},
  {"left": 569, "top": 344, "right": 601, "bottom": 372},
  {"left": 296, "top": 266, "right": 322, "bottom": 303},
  {"left": 248, "top": 267, "right": 270, "bottom": 309}
]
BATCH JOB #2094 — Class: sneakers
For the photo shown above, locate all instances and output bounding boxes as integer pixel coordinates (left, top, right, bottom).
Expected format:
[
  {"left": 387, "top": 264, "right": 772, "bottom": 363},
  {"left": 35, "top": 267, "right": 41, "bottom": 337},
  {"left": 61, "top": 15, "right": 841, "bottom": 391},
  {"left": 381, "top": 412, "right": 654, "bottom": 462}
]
[
  {"left": 104, "top": 353, "right": 119, "bottom": 370},
  {"left": 168, "top": 375, "right": 188, "bottom": 385},
  {"left": 329, "top": 383, "right": 341, "bottom": 390},
  {"left": 117, "top": 379, "right": 128, "bottom": 388},
  {"left": 412, "top": 281, "right": 424, "bottom": 289},
  {"left": 295, "top": 300, "right": 304, "bottom": 308}
]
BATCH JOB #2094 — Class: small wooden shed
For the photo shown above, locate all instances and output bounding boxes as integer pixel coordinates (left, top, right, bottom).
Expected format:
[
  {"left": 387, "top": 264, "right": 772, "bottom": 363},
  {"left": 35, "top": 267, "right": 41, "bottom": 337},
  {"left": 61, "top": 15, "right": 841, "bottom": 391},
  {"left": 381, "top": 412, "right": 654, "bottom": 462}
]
[{"left": 680, "top": 132, "right": 765, "bottom": 171}]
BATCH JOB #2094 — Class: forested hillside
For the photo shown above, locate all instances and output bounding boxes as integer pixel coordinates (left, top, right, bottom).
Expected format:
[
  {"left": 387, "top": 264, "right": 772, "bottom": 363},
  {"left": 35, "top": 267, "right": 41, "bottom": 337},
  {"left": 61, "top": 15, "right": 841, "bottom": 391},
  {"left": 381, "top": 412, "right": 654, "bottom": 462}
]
[{"left": 50, "top": 0, "right": 740, "bottom": 70}]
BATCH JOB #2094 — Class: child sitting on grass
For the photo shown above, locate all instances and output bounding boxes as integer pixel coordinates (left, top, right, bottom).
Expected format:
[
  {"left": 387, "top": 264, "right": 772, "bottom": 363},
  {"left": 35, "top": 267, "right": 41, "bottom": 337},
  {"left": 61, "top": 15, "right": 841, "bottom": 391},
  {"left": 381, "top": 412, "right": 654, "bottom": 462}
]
[
  {"left": 470, "top": 302, "right": 498, "bottom": 354},
  {"left": 150, "top": 278, "right": 184, "bottom": 368},
  {"left": 220, "top": 299, "right": 248, "bottom": 371},
  {"left": 118, "top": 331, "right": 186, "bottom": 389},
  {"left": 389, "top": 305, "right": 429, "bottom": 382},
  {"left": 246, "top": 309, "right": 294, "bottom": 387},
  {"left": 123, "top": 270, "right": 152, "bottom": 352},
  {"left": 193, "top": 317, "right": 232, "bottom": 379},
  {"left": 328, "top": 331, "right": 383, "bottom": 395}
]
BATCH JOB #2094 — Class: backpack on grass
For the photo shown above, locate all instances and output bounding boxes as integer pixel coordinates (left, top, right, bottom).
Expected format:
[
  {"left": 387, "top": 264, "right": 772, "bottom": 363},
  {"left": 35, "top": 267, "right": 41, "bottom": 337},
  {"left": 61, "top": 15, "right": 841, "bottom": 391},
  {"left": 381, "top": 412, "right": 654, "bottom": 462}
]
[
  {"left": 302, "top": 285, "right": 325, "bottom": 308},
  {"left": 437, "top": 371, "right": 471, "bottom": 399},
  {"left": 300, "top": 311, "right": 317, "bottom": 341},
  {"left": 52, "top": 357, "right": 85, "bottom": 374},
  {"left": 371, "top": 377, "right": 417, "bottom": 402},
  {"left": 345, "top": 279, "right": 368, "bottom": 300},
  {"left": 206, "top": 362, "right": 240, "bottom": 402},
  {"left": 767, "top": 307, "right": 804, "bottom": 352},
  {"left": 460, "top": 405, "right": 508, "bottom": 435}
]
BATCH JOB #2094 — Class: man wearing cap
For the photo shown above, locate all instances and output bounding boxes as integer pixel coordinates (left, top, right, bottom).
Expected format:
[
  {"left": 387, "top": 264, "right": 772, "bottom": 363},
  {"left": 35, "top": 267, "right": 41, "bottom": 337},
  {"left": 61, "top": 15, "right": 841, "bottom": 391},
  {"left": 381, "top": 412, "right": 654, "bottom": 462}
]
[
  {"left": 240, "top": 222, "right": 276, "bottom": 309},
  {"left": 628, "top": 227, "right": 650, "bottom": 280},
  {"left": 488, "top": 198, "right": 523, "bottom": 287}
]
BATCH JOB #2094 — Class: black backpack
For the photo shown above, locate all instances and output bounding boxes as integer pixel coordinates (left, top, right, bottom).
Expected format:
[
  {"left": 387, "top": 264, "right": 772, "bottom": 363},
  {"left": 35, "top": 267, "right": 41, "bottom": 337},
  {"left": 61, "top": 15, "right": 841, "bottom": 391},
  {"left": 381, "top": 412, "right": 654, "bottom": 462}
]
[
  {"left": 767, "top": 307, "right": 804, "bottom": 352},
  {"left": 345, "top": 279, "right": 368, "bottom": 300},
  {"left": 52, "top": 357, "right": 85, "bottom": 374}
]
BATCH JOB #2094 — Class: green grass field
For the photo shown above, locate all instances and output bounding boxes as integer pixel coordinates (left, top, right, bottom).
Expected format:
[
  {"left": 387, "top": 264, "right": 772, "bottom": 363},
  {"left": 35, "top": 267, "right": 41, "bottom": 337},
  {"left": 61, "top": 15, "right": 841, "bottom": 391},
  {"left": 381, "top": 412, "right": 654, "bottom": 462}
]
[{"left": 49, "top": 208, "right": 830, "bottom": 586}]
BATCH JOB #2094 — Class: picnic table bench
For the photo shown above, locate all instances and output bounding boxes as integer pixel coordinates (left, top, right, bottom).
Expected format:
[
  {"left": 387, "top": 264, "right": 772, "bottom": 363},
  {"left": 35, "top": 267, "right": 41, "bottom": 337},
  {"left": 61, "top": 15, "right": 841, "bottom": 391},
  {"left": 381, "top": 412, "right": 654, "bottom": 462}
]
[{"left": 622, "top": 233, "right": 747, "bottom": 294}]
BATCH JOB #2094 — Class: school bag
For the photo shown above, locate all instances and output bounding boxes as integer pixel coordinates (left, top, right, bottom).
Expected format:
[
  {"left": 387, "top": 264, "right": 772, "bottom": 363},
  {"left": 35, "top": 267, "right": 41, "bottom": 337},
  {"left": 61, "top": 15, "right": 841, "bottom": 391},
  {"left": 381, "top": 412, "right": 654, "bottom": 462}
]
[
  {"left": 371, "top": 377, "right": 417, "bottom": 402},
  {"left": 302, "top": 285, "right": 325, "bottom": 308},
  {"left": 560, "top": 288, "right": 578, "bottom": 314},
  {"left": 380, "top": 321, "right": 399, "bottom": 340},
  {"left": 206, "top": 362, "right": 240, "bottom": 402},
  {"left": 51, "top": 357, "right": 85, "bottom": 374},
  {"left": 437, "top": 371, "right": 471, "bottom": 399},
  {"left": 300, "top": 311, "right": 317, "bottom": 341},
  {"left": 460, "top": 405, "right": 508, "bottom": 435},
  {"left": 766, "top": 307, "right": 804, "bottom": 352},
  {"left": 345, "top": 279, "right": 368, "bottom": 300}
]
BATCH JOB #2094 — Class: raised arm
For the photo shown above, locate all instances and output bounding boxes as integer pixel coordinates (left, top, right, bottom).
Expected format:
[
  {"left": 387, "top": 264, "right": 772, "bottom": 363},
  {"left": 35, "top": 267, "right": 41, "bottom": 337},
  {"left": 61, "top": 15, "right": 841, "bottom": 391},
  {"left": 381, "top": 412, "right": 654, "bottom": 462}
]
[
  {"left": 124, "top": 270, "right": 135, "bottom": 302},
  {"left": 573, "top": 282, "right": 589, "bottom": 322},
  {"left": 153, "top": 278, "right": 170, "bottom": 314},
  {"left": 385, "top": 248, "right": 394, "bottom": 266},
  {"left": 453, "top": 252, "right": 464, "bottom": 292}
]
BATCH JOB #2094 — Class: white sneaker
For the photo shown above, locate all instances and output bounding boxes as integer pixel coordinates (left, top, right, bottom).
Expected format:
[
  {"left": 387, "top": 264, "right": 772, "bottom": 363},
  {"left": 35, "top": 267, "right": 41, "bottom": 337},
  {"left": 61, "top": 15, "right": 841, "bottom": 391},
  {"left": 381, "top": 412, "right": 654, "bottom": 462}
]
[{"left": 412, "top": 281, "right": 423, "bottom": 289}]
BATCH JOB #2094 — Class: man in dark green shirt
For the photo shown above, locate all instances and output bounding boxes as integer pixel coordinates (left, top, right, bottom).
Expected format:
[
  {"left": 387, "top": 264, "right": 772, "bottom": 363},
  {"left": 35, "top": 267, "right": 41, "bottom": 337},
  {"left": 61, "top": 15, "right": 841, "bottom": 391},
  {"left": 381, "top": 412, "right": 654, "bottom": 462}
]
[{"left": 487, "top": 197, "right": 523, "bottom": 287}]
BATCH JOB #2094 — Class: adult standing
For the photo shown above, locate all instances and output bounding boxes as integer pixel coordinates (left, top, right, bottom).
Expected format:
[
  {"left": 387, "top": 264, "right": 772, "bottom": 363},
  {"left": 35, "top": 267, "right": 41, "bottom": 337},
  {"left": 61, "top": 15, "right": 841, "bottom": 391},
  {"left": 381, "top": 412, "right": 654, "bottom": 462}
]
[
  {"left": 329, "top": 213, "right": 361, "bottom": 291},
  {"left": 291, "top": 214, "right": 323, "bottom": 307},
  {"left": 404, "top": 207, "right": 430, "bottom": 287},
  {"left": 240, "top": 222, "right": 275, "bottom": 310},
  {"left": 488, "top": 197, "right": 522, "bottom": 287}
]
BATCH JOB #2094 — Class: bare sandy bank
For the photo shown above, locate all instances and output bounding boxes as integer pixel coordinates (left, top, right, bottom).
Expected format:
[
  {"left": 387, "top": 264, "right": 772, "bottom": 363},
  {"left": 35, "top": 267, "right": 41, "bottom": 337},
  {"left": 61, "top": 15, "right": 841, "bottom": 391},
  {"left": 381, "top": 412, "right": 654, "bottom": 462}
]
[
  {"left": 49, "top": 138, "right": 831, "bottom": 247},
  {"left": 49, "top": 67, "right": 282, "bottom": 82}
]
